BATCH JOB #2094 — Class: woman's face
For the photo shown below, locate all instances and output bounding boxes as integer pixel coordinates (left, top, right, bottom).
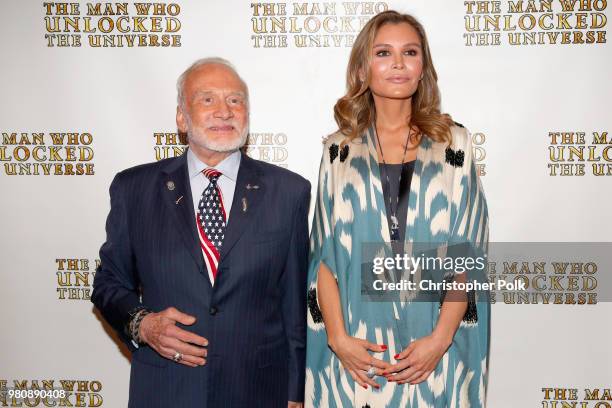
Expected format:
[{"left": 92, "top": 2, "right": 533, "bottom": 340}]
[{"left": 367, "top": 22, "right": 423, "bottom": 101}]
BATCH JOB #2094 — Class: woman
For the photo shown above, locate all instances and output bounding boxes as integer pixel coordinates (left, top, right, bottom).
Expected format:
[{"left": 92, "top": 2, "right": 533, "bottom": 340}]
[{"left": 305, "top": 10, "right": 489, "bottom": 408}]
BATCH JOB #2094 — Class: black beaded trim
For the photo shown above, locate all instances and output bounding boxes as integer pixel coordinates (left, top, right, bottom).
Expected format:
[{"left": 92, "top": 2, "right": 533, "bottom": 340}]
[
  {"left": 445, "top": 147, "right": 465, "bottom": 168},
  {"left": 439, "top": 275, "right": 478, "bottom": 324},
  {"left": 329, "top": 143, "right": 350, "bottom": 163},
  {"left": 329, "top": 144, "right": 339, "bottom": 163},
  {"left": 462, "top": 290, "right": 478, "bottom": 324},
  {"left": 339, "top": 145, "right": 349, "bottom": 162},
  {"left": 307, "top": 288, "right": 324, "bottom": 323}
]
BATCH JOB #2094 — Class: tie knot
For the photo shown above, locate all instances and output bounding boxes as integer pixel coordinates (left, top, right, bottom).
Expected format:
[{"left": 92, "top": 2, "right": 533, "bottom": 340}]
[{"left": 203, "top": 168, "right": 222, "bottom": 182}]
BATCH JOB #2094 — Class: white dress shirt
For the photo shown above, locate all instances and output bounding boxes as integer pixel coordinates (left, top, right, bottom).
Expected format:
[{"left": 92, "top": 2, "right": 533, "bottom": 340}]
[{"left": 186, "top": 147, "right": 241, "bottom": 222}]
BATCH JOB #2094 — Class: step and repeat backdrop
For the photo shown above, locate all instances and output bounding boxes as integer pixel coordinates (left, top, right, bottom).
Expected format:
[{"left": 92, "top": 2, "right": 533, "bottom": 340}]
[{"left": 1, "top": 0, "right": 610, "bottom": 407}]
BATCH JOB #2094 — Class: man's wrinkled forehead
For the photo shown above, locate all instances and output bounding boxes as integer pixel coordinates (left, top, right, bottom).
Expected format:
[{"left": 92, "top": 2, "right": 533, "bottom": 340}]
[{"left": 184, "top": 64, "right": 247, "bottom": 95}]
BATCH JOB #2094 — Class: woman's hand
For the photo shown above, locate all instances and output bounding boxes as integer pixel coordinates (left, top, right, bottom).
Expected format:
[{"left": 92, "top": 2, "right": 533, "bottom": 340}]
[
  {"left": 329, "top": 334, "right": 390, "bottom": 389},
  {"left": 382, "top": 333, "right": 451, "bottom": 385}
]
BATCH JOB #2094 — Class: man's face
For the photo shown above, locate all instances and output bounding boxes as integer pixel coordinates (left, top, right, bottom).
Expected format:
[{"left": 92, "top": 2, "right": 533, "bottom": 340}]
[{"left": 177, "top": 64, "right": 249, "bottom": 153}]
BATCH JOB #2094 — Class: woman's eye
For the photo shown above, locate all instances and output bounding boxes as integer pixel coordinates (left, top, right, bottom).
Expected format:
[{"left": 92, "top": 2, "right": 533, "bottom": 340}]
[
  {"left": 404, "top": 49, "right": 418, "bottom": 56},
  {"left": 376, "top": 50, "right": 391, "bottom": 57}
]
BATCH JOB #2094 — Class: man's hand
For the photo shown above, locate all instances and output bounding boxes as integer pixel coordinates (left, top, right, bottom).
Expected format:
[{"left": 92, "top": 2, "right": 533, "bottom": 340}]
[
  {"left": 288, "top": 402, "right": 303, "bottom": 408},
  {"left": 139, "top": 306, "right": 208, "bottom": 367}
]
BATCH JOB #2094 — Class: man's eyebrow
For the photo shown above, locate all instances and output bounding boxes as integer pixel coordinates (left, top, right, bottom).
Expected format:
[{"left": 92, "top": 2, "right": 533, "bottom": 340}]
[
  {"left": 192, "top": 90, "right": 214, "bottom": 97},
  {"left": 193, "top": 90, "right": 246, "bottom": 96}
]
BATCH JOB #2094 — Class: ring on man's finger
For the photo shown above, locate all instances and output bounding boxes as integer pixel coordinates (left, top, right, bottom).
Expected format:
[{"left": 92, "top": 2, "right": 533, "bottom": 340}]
[{"left": 172, "top": 352, "right": 183, "bottom": 362}]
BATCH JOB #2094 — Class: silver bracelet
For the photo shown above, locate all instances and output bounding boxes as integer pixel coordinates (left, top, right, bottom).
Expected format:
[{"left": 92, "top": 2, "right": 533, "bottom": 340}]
[{"left": 129, "top": 309, "right": 151, "bottom": 344}]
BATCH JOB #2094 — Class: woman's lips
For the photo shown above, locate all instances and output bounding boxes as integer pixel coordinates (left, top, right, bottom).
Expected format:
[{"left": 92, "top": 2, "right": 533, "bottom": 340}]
[{"left": 387, "top": 76, "right": 411, "bottom": 84}]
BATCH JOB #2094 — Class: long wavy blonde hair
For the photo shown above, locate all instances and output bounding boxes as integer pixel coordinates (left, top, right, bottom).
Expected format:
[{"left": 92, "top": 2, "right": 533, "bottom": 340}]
[{"left": 334, "top": 10, "right": 454, "bottom": 145}]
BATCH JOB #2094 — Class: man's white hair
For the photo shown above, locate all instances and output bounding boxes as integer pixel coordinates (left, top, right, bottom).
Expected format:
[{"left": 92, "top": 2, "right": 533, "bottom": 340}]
[{"left": 176, "top": 57, "right": 249, "bottom": 109}]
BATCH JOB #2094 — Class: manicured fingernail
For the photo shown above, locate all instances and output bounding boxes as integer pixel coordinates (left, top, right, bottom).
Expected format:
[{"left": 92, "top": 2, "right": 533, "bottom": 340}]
[
  {"left": 394, "top": 354, "right": 400, "bottom": 359},
  {"left": 363, "top": 385, "right": 368, "bottom": 389},
  {"left": 380, "top": 344, "right": 387, "bottom": 350}
]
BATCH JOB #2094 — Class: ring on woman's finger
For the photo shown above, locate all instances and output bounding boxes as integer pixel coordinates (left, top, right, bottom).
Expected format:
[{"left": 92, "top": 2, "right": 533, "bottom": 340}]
[
  {"left": 172, "top": 352, "right": 183, "bottom": 362},
  {"left": 365, "top": 365, "right": 376, "bottom": 379}
]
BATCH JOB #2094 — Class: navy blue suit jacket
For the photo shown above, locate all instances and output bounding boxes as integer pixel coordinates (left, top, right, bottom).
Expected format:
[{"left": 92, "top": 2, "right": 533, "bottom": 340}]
[{"left": 91, "top": 150, "right": 310, "bottom": 407}]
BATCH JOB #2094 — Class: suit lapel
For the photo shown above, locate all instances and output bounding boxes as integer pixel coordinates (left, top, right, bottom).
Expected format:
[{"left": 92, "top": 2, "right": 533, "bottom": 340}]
[
  {"left": 219, "top": 152, "right": 264, "bottom": 263},
  {"left": 160, "top": 152, "right": 206, "bottom": 276}
]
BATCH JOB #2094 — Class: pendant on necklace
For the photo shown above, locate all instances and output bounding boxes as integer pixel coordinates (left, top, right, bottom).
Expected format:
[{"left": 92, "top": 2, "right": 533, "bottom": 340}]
[{"left": 390, "top": 215, "right": 400, "bottom": 241}]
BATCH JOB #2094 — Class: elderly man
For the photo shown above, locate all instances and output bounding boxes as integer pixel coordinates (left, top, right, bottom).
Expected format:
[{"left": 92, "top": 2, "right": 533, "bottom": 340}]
[{"left": 92, "top": 58, "right": 310, "bottom": 408}]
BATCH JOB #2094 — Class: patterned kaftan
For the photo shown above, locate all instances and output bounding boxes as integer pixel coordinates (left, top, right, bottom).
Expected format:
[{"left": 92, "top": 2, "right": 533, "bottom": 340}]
[{"left": 305, "top": 123, "right": 490, "bottom": 408}]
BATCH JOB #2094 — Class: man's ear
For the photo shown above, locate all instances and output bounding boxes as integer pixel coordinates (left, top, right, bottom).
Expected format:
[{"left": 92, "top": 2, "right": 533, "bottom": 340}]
[{"left": 176, "top": 106, "right": 187, "bottom": 133}]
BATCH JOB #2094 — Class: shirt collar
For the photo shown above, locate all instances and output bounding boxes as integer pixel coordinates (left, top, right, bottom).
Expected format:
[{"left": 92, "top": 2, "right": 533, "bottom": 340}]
[{"left": 187, "top": 147, "right": 241, "bottom": 181}]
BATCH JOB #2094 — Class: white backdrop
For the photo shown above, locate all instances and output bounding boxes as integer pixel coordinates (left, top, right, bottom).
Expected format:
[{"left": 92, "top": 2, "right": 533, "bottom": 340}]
[{"left": 1, "top": 0, "right": 611, "bottom": 407}]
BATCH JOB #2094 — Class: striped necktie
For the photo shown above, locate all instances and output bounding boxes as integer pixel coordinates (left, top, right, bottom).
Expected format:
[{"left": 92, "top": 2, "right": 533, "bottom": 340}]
[{"left": 196, "top": 168, "right": 227, "bottom": 284}]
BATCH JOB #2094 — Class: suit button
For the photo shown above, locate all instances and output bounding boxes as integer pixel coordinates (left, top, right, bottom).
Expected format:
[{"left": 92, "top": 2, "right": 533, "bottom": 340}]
[{"left": 209, "top": 307, "right": 218, "bottom": 316}]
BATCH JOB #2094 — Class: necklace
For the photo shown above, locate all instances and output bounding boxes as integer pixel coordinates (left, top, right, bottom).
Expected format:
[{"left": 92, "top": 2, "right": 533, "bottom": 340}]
[{"left": 374, "top": 124, "right": 411, "bottom": 242}]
